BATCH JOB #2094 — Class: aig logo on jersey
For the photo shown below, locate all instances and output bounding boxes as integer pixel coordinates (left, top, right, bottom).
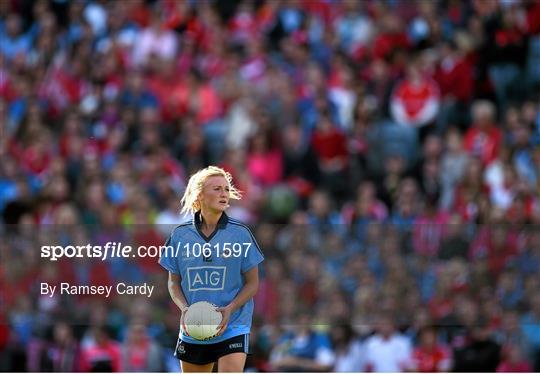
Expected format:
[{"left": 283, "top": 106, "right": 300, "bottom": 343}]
[{"left": 187, "top": 266, "right": 227, "bottom": 291}]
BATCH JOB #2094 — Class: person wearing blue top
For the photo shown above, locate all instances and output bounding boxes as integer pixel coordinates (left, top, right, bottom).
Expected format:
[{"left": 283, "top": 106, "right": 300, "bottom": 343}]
[{"left": 159, "top": 166, "right": 264, "bottom": 372}]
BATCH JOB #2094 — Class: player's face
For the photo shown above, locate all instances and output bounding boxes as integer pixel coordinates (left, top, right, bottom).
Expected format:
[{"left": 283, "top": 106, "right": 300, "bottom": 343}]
[{"left": 199, "top": 175, "right": 230, "bottom": 213}]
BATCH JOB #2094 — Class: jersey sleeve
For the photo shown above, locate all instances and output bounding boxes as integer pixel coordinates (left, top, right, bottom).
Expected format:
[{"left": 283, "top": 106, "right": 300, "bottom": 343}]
[
  {"left": 158, "top": 233, "right": 181, "bottom": 275},
  {"left": 241, "top": 228, "right": 264, "bottom": 273}
]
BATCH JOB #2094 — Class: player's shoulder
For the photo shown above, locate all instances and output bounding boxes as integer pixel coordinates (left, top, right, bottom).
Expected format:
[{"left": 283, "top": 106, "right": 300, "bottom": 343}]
[
  {"left": 227, "top": 217, "right": 263, "bottom": 253},
  {"left": 227, "top": 217, "right": 256, "bottom": 235},
  {"left": 170, "top": 219, "right": 194, "bottom": 236}
]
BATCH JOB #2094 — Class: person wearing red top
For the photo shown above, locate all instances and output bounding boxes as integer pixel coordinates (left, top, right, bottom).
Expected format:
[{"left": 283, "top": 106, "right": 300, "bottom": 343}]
[
  {"left": 497, "top": 343, "right": 534, "bottom": 372},
  {"left": 121, "top": 321, "right": 162, "bottom": 372},
  {"left": 126, "top": 0, "right": 151, "bottom": 27},
  {"left": 412, "top": 326, "right": 452, "bottom": 372},
  {"left": 0, "top": 310, "right": 8, "bottom": 355},
  {"left": 390, "top": 60, "right": 441, "bottom": 128},
  {"left": 469, "top": 224, "right": 519, "bottom": 277},
  {"left": 146, "top": 59, "right": 180, "bottom": 122},
  {"left": 311, "top": 114, "right": 349, "bottom": 200},
  {"left": 80, "top": 326, "right": 121, "bottom": 372},
  {"left": 526, "top": 0, "right": 540, "bottom": 34},
  {"left": 433, "top": 39, "right": 474, "bottom": 133},
  {"left": 311, "top": 115, "right": 348, "bottom": 171},
  {"left": 412, "top": 193, "right": 450, "bottom": 258},
  {"left": 434, "top": 41, "right": 473, "bottom": 103},
  {"left": 162, "top": 0, "right": 189, "bottom": 31},
  {"left": 170, "top": 70, "right": 222, "bottom": 125},
  {"left": 254, "top": 258, "right": 282, "bottom": 324},
  {"left": 16, "top": 135, "right": 52, "bottom": 178},
  {"left": 228, "top": 2, "right": 258, "bottom": 44},
  {"left": 463, "top": 100, "right": 503, "bottom": 166},
  {"left": 39, "top": 58, "right": 89, "bottom": 115},
  {"left": 372, "top": 13, "right": 410, "bottom": 60},
  {"left": 247, "top": 131, "right": 283, "bottom": 187}
]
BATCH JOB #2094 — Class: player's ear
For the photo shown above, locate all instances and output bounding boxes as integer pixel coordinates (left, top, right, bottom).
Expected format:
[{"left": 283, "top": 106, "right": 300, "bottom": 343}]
[{"left": 193, "top": 194, "right": 202, "bottom": 211}]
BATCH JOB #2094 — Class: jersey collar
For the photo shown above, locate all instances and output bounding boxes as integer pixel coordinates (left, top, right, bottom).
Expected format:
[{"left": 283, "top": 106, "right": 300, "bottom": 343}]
[{"left": 193, "top": 211, "right": 229, "bottom": 242}]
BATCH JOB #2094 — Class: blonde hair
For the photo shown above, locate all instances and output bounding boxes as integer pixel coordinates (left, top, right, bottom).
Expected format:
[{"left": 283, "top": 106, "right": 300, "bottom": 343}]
[{"left": 180, "top": 166, "right": 242, "bottom": 215}]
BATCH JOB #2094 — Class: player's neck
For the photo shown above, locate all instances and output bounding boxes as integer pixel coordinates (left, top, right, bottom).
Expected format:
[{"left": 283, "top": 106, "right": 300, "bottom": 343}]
[{"left": 199, "top": 209, "right": 222, "bottom": 229}]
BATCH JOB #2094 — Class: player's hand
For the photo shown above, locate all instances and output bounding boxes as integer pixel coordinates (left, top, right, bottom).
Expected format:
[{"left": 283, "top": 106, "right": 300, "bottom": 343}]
[
  {"left": 180, "top": 306, "right": 190, "bottom": 336},
  {"left": 215, "top": 304, "right": 233, "bottom": 336}
]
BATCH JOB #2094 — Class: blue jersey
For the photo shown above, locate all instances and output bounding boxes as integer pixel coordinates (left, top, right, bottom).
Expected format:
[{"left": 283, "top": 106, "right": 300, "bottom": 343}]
[{"left": 159, "top": 211, "right": 264, "bottom": 344}]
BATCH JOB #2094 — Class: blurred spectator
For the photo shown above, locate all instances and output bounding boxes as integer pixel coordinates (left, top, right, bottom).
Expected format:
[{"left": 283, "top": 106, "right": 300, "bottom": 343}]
[
  {"left": 453, "top": 319, "right": 501, "bottom": 372},
  {"left": 80, "top": 326, "right": 121, "bottom": 372},
  {"left": 345, "top": 181, "right": 388, "bottom": 242},
  {"left": 269, "top": 312, "right": 335, "bottom": 372},
  {"left": 310, "top": 114, "right": 349, "bottom": 200},
  {"left": 375, "top": 152, "right": 407, "bottom": 210},
  {"left": 517, "top": 230, "right": 540, "bottom": 276},
  {"left": 440, "top": 128, "right": 469, "bottom": 209},
  {"left": 484, "top": 145, "right": 516, "bottom": 210},
  {"left": 1, "top": 0, "right": 540, "bottom": 372},
  {"left": 363, "top": 313, "right": 412, "bottom": 372},
  {"left": 247, "top": 130, "right": 283, "bottom": 187},
  {"left": 371, "top": 12, "right": 409, "bottom": 61},
  {"left": 495, "top": 309, "right": 530, "bottom": 362},
  {"left": 470, "top": 225, "right": 519, "bottom": 277},
  {"left": 433, "top": 39, "right": 474, "bottom": 133},
  {"left": 121, "top": 321, "right": 162, "bottom": 372},
  {"left": 453, "top": 157, "right": 489, "bottom": 222},
  {"left": 390, "top": 57, "right": 440, "bottom": 128},
  {"left": 438, "top": 214, "right": 469, "bottom": 260},
  {"left": 389, "top": 177, "right": 420, "bottom": 239},
  {"left": 521, "top": 291, "right": 540, "bottom": 371},
  {"left": 463, "top": 100, "right": 503, "bottom": 167},
  {"left": 132, "top": 9, "right": 178, "bottom": 67},
  {"left": 306, "top": 189, "right": 343, "bottom": 234},
  {"left": 254, "top": 257, "right": 283, "bottom": 324},
  {"left": 412, "top": 194, "right": 450, "bottom": 258},
  {"left": 484, "top": 3, "right": 529, "bottom": 107},
  {"left": 411, "top": 326, "right": 452, "bottom": 372},
  {"left": 334, "top": 0, "right": 373, "bottom": 58},
  {"left": 282, "top": 124, "right": 321, "bottom": 198},
  {"left": 47, "top": 322, "right": 82, "bottom": 372},
  {"left": 497, "top": 343, "right": 533, "bottom": 372},
  {"left": 330, "top": 324, "right": 364, "bottom": 372},
  {"left": 0, "top": 13, "right": 36, "bottom": 61},
  {"left": 119, "top": 70, "right": 158, "bottom": 110}
]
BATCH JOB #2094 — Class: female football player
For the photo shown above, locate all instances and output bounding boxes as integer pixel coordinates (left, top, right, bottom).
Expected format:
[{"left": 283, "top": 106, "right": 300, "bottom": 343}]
[{"left": 160, "top": 166, "right": 264, "bottom": 372}]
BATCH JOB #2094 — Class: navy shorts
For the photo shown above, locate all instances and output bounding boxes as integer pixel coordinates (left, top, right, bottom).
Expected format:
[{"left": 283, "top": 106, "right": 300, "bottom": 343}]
[{"left": 174, "top": 334, "right": 249, "bottom": 365}]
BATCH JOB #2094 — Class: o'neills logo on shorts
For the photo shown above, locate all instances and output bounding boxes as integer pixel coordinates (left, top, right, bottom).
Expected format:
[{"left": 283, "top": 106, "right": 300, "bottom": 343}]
[
  {"left": 177, "top": 344, "right": 185, "bottom": 354},
  {"left": 229, "top": 343, "right": 242, "bottom": 349}
]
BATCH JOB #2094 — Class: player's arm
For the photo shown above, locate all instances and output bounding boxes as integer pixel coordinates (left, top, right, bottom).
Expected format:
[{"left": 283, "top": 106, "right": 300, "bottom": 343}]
[
  {"left": 216, "top": 266, "right": 259, "bottom": 334},
  {"left": 168, "top": 272, "right": 191, "bottom": 335},
  {"left": 232, "top": 266, "right": 259, "bottom": 310},
  {"left": 168, "top": 272, "right": 188, "bottom": 313}
]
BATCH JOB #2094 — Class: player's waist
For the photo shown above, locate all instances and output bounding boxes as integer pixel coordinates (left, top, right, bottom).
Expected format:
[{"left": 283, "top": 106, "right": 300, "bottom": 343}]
[{"left": 180, "top": 325, "right": 250, "bottom": 345}]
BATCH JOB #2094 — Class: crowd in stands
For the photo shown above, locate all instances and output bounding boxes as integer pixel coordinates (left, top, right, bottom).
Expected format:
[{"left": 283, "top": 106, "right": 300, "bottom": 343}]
[{"left": 1, "top": 0, "right": 540, "bottom": 371}]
